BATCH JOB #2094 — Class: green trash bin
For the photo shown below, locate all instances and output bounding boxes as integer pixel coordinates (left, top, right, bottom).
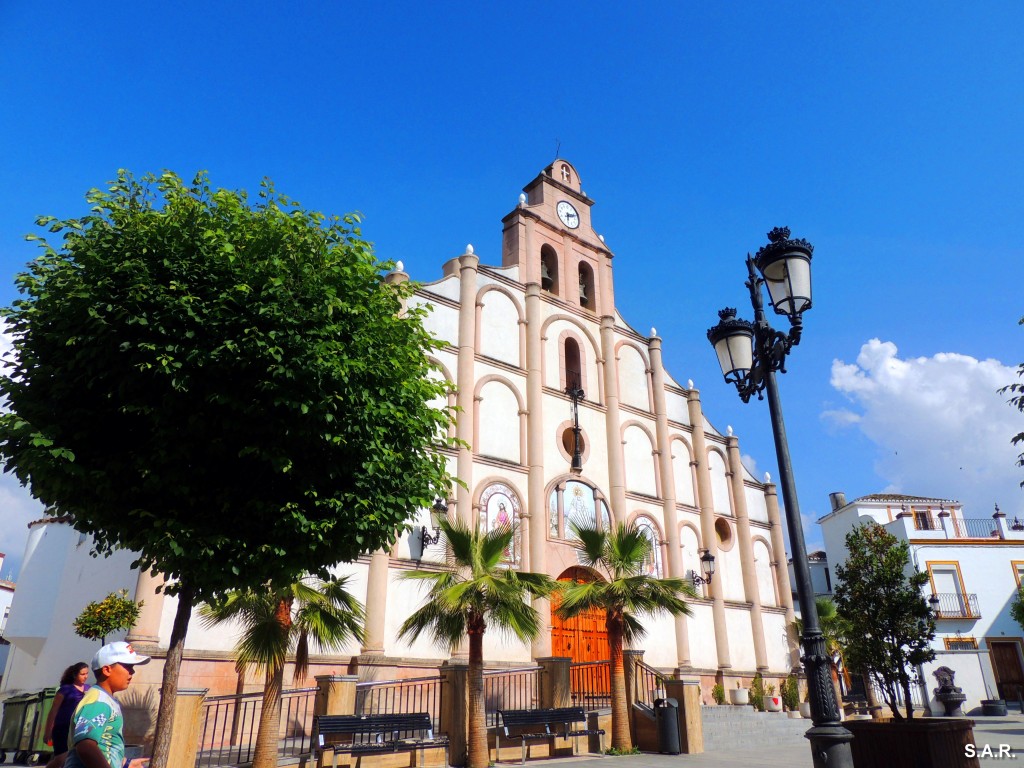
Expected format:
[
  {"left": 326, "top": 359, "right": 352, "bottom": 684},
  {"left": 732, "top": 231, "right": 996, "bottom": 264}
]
[
  {"left": 0, "top": 692, "right": 36, "bottom": 763},
  {"left": 0, "top": 687, "right": 58, "bottom": 765},
  {"left": 22, "top": 687, "right": 58, "bottom": 764}
]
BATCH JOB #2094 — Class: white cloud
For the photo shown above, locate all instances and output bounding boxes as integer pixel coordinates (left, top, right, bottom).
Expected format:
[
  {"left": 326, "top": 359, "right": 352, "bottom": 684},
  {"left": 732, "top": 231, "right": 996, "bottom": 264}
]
[
  {"left": 826, "top": 339, "right": 1024, "bottom": 516},
  {"left": 740, "top": 453, "right": 760, "bottom": 480}
]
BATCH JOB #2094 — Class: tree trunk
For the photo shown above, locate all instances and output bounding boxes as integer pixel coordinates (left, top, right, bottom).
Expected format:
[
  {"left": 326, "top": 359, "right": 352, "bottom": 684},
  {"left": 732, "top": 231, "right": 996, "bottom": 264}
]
[
  {"left": 252, "top": 663, "right": 285, "bottom": 768},
  {"left": 607, "top": 613, "right": 630, "bottom": 752},
  {"left": 466, "top": 616, "right": 488, "bottom": 768},
  {"left": 902, "top": 677, "right": 915, "bottom": 720},
  {"left": 149, "top": 583, "right": 194, "bottom": 768},
  {"left": 863, "top": 670, "right": 883, "bottom": 720}
]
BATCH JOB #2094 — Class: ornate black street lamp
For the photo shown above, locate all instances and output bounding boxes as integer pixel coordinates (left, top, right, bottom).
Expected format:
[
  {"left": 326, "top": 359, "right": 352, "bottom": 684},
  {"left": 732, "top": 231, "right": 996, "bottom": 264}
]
[
  {"left": 566, "top": 383, "right": 585, "bottom": 473},
  {"left": 420, "top": 497, "right": 448, "bottom": 549},
  {"left": 707, "top": 227, "right": 853, "bottom": 768},
  {"left": 691, "top": 548, "right": 716, "bottom": 586}
]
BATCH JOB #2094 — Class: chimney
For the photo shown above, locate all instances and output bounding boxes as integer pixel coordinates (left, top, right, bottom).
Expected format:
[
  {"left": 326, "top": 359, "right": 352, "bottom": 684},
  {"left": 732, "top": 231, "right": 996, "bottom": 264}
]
[{"left": 829, "top": 492, "right": 847, "bottom": 512}]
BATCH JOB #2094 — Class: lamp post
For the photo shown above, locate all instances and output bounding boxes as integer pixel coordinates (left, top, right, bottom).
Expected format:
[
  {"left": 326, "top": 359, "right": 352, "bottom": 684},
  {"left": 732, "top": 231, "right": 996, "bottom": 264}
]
[
  {"left": 566, "top": 382, "right": 585, "bottom": 473},
  {"left": 420, "top": 497, "right": 448, "bottom": 551},
  {"left": 707, "top": 227, "right": 853, "bottom": 768},
  {"left": 691, "top": 548, "right": 716, "bottom": 587}
]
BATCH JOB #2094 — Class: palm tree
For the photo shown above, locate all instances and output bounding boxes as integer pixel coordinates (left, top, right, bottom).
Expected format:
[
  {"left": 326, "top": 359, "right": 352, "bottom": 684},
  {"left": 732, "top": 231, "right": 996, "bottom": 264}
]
[
  {"left": 398, "top": 518, "right": 555, "bottom": 768},
  {"left": 199, "top": 577, "right": 365, "bottom": 768},
  {"left": 555, "top": 521, "right": 697, "bottom": 752},
  {"left": 791, "top": 596, "right": 852, "bottom": 711}
]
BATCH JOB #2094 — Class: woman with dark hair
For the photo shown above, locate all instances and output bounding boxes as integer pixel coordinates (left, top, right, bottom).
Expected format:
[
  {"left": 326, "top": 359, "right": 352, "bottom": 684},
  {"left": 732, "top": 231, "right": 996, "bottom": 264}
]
[{"left": 43, "top": 662, "right": 91, "bottom": 768}]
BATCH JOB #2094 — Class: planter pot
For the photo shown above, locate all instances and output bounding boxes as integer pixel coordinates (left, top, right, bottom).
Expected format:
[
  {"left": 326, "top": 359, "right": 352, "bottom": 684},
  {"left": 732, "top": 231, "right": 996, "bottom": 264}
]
[
  {"left": 799, "top": 701, "right": 812, "bottom": 719},
  {"left": 787, "top": 710, "right": 803, "bottom": 719},
  {"left": 728, "top": 688, "right": 749, "bottom": 705},
  {"left": 981, "top": 699, "right": 1007, "bottom": 716},
  {"left": 762, "top": 695, "right": 782, "bottom": 712},
  {"left": 843, "top": 717, "right": 979, "bottom": 768}
]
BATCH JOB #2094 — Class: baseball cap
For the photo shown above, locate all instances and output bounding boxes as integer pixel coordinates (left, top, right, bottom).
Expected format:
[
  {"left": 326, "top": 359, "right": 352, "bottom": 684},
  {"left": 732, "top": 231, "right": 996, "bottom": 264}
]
[{"left": 92, "top": 641, "right": 151, "bottom": 671}]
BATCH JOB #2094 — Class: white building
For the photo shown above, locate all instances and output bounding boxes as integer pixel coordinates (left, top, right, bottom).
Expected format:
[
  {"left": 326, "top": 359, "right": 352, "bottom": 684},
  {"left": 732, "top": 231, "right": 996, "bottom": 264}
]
[
  {"left": 819, "top": 491, "right": 1024, "bottom": 714},
  {"left": 3, "top": 160, "right": 800, "bottom": 705},
  {"left": 0, "top": 552, "right": 14, "bottom": 684}
]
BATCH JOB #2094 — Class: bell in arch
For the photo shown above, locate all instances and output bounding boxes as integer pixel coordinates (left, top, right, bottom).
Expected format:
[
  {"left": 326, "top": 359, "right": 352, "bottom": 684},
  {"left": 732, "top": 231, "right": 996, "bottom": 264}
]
[
  {"left": 578, "top": 272, "right": 589, "bottom": 306},
  {"left": 541, "top": 259, "right": 553, "bottom": 291}
]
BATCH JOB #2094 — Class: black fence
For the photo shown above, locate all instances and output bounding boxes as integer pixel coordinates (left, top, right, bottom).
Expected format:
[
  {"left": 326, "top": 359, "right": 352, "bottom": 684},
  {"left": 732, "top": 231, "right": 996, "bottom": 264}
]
[{"left": 194, "top": 686, "right": 317, "bottom": 768}]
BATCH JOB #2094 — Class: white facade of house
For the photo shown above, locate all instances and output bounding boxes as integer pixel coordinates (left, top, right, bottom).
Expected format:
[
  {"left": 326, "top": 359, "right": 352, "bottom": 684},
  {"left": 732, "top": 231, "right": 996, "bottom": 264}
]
[
  {"left": 818, "top": 492, "right": 1024, "bottom": 714},
  {"left": 0, "top": 553, "right": 14, "bottom": 683},
  {"left": 2, "top": 161, "right": 799, "bottom": 702}
]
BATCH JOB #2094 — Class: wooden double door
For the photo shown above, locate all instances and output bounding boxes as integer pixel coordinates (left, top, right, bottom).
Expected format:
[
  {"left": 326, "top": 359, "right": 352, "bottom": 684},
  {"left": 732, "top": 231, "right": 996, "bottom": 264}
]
[
  {"left": 989, "top": 640, "right": 1024, "bottom": 700},
  {"left": 550, "top": 567, "right": 610, "bottom": 663}
]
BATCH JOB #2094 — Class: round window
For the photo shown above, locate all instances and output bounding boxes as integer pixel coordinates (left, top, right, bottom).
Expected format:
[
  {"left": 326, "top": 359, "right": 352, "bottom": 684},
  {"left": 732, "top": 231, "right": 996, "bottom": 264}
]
[{"left": 714, "top": 517, "right": 734, "bottom": 551}]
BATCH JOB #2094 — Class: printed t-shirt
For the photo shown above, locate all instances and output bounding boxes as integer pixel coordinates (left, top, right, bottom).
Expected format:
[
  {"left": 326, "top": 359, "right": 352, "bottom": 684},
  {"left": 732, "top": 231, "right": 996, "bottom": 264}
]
[{"left": 64, "top": 686, "right": 125, "bottom": 768}]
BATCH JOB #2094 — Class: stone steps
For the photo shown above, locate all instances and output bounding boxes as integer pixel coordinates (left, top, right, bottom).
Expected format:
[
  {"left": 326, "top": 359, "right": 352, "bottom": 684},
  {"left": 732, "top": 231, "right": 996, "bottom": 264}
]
[{"left": 700, "top": 706, "right": 810, "bottom": 750}]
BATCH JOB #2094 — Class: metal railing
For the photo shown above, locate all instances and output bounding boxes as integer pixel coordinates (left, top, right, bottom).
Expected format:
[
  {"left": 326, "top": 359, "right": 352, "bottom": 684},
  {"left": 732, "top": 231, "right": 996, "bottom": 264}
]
[
  {"left": 195, "top": 686, "right": 317, "bottom": 768},
  {"left": 633, "top": 661, "right": 666, "bottom": 709},
  {"left": 912, "top": 514, "right": 939, "bottom": 531},
  {"left": 932, "top": 592, "right": 981, "bottom": 619},
  {"left": 483, "top": 666, "right": 541, "bottom": 726},
  {"left": 952, "top": 518, "right": 1001, "bottom": 538},
  {"left": 570, "top": 660, "right": 610, "bottom": 710},
  {"left": 869, "top": 676, "right": 925, "bottom": 710},
  {"left": 355, "top": 674, "right": 444, "bottom": 732}
]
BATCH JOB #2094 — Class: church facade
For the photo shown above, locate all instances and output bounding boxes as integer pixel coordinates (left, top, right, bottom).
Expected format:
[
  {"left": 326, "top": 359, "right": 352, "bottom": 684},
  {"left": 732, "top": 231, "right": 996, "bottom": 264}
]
[{"left": 2, "top": 160, "right": 797, "bottom": 699}]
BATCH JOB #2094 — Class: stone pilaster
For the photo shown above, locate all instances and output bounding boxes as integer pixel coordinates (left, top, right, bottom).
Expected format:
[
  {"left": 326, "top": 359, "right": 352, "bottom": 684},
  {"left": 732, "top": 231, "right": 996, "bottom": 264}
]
[
  {"left": 525, "top": 282, "right": 551, "bottom": 658},
  {"left": 765, "top": 481, "right": 799, "bottom": 669},
  {"left": 126, "top": 569, "right": 165, "bottom": 645},
  {"left": 685, "top": 389, "right": 731, "bottom": 671},
  {"left": 599, "top": 316, "right": 627, "bottom": 521},
  {"left": 455, "top": 250, "right": 479, "bottom": 526},
  {"left": 726, "top": 435, "right": 768, "bottom": 671},
  {"left": 648, "top": 334, "right": 690, "bottom": 669}
]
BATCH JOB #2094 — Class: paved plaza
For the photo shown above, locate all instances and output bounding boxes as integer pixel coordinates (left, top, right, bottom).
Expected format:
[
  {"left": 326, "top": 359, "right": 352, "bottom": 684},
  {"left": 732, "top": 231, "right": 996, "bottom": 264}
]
[{"left": 513, "top": 714, "right": 1024, "bottom": 768}]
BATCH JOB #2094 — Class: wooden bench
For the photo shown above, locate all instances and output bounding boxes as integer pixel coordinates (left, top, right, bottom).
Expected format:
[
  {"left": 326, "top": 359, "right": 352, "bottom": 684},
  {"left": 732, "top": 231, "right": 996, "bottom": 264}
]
[
  {"left": 495, "top": 707, "right": 605, "bottom": 765},
  {"left": 312, "top": 713, "right": 449, "bottom": 768}
]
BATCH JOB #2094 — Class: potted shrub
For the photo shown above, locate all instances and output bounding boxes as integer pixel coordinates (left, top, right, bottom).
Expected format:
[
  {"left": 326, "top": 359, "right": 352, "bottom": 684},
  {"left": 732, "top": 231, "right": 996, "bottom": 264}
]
[
  {"left": 835, "top": 522, "right": 979, "bottom": 768},
  {"left": 799, "top": 689, "right": 812, "bottom": 719},
  {"left": 711, "top": 683, "right": 725, "bottom": 706},
  {"left": 781, "top": 674, "right": 802, "bottom": 719},
  {"left": 749, "top": 673, "right": 766, "bottom": 711},
  {"left": 728, "top": 681, "right": 749, "bottom": 705},
  {"left": 762, "top": 682, "right": 783, "bottom": 712}
]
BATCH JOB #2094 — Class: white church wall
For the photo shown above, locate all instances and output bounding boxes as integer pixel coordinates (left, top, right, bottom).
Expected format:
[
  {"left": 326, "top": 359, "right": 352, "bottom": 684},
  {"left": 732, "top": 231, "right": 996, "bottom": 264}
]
[
  {"left": 671, "top": 439, "right": 696, "bottom": 507},
  {"left": 707, "top": 449, "right": 732, "bottom": 516},
  {"left": 717, "top": 531, "right": 745, "bottom": 602},
  {"left": 413, "top": 297, "right": 459, "bottom": 345},
  {"left": 640, "top": 612, "right": 676, "bottom": 669},
  {"left": 724, "top": 609, "right": 756, "bottom": 671},
  {"left": 753, "top": 539, "right": 776, "bottom": 607},
  {"left": 687, "top": 603, "right": 718, "bottom": 669},
  {"left": 478, "top": 289, "right": 520, "bottom": 366},
  {"left": 664, "top": 390, "right": 691, "bottom": 427},
  {"left": 745, "top": 486, "right": 769, "bottom": 525},
  {"left": 679, "top": 519, "right": 702, "bottom": 578},
  {"left": 622, "top": 425, "right": 656, "bottom": 497},
  {"left": 477, "top": 379, "right": 521, "bottom": 463},
  {"left": 617, "top": 344, "right": 650, "bottom": 412},
  {"left": 761, "top": 612, "right": 792, "bottom": 671}
]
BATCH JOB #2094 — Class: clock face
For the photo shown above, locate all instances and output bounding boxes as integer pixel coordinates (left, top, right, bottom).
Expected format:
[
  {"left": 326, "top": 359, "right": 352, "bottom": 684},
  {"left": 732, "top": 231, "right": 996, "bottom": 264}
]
[{"left": 556, "top": 201, "right": 580, "bottom": 229}]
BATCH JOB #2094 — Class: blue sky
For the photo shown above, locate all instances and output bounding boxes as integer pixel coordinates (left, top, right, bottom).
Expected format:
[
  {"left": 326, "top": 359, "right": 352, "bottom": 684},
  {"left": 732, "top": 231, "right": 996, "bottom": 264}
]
[{"left": 1, "top": 2, "right": 1022, "bottom": 578}]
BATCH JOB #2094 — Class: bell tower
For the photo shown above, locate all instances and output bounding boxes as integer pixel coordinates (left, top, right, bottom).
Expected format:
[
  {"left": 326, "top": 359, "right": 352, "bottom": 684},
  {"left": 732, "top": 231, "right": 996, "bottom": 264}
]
[{"left": 501, "top": 159, "right": 614, "bottom": 315}]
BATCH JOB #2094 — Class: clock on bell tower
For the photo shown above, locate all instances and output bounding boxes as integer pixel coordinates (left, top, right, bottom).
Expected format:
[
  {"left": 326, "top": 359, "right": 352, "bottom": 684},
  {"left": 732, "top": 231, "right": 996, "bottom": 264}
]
[{"left": 500, "top": 159, "right": 614, "bottom": 314}]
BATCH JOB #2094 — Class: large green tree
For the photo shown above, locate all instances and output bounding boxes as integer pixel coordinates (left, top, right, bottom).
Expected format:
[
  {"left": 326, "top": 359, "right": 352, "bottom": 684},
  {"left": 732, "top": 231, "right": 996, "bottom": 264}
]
[
  {"left": 0, "top": 171, "right": 454, "bottom": 766},
  {"left": 554, "top": 521, "right": 696, "bottom": 751},
  {"left": 1001, "top": 314, "right": 1024, "bottom": 485},
  {"left": 833, "top": 522, "right": 935, "bottom": 720},
  {"left": 200, "top": 577, "right": 364, "bottom": 768},
  {"left": 397, "top": 519, "right": 555, "bottom": 768}
]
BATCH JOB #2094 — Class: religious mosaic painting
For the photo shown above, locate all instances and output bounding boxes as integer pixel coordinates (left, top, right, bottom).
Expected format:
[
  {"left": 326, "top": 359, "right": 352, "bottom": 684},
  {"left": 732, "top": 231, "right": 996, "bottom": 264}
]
[{"left": 479, "top": 482, "right": 522, "bottom": 564}]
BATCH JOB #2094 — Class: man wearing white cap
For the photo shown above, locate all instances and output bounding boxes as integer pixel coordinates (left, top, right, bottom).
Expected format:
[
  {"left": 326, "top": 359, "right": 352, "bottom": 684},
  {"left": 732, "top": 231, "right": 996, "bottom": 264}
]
[{"left": 64, "top": 641, "right": 150, "bottom": 768}]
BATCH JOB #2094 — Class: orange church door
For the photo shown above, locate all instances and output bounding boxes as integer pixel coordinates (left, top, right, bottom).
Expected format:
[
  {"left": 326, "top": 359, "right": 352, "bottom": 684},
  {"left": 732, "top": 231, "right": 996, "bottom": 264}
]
[{"left": 552, "top": 567, "right": 611, "bottom": 708}]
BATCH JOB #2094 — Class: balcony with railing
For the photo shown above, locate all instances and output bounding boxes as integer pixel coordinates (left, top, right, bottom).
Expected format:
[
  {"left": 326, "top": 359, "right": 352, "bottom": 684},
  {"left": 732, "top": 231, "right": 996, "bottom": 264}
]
[{"left": 932, "top": 592, "right": 981, "bottom": 620}]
